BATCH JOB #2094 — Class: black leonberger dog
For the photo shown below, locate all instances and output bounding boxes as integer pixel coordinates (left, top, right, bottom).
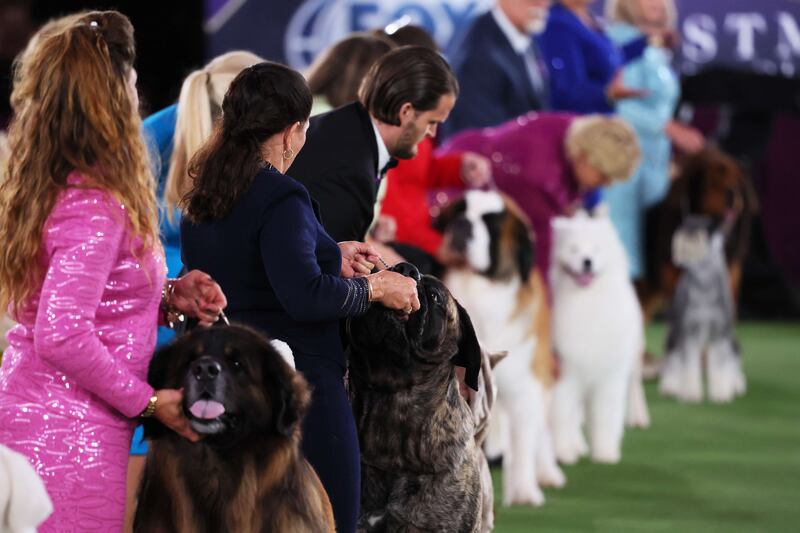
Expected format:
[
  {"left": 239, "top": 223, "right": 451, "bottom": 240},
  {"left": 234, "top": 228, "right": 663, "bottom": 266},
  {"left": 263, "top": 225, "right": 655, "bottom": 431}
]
[
  {"left": 133, "top": 325, "right": 334, "bottom": 533},
  {"left": 347, "top": 262, "right": 484, "bottom": 533}
]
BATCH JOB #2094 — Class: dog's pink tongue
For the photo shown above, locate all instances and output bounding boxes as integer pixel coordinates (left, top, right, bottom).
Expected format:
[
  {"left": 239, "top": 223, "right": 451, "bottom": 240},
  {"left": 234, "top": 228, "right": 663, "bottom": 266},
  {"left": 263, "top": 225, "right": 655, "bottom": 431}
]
[
  {"left": 576, "top": 273, "right": 594, "bottom": 287},
  {"left": 189, "top": 400, "right": 225, "bottom": 420}
]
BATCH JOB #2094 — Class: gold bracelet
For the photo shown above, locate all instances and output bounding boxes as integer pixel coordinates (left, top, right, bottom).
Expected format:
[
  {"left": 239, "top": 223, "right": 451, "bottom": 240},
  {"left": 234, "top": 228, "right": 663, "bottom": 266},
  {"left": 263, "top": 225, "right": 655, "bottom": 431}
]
[
  {"left": 139, "top": 394, "right": 158, "bottom": 418},
  {"left": 367, "top": 277, "right": 374, "bottom": 302},
  {"left": 161, "top": 279, "right": 176, "bottom": 309},
  {"left": 160, "top": 279, "right": 185, "bottom": 329}
]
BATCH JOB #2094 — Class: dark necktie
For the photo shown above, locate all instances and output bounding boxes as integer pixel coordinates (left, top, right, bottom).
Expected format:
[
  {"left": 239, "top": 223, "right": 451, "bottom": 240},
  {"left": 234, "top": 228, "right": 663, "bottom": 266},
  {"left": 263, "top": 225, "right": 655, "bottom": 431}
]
[{"left": 524, "top": 42, "right": 549, "bottom": 108}]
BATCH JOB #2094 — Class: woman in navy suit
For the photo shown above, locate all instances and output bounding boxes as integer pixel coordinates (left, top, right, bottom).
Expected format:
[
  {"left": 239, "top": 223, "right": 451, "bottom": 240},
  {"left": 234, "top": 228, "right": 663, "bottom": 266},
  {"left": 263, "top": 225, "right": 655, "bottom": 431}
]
[{"left": 180, "top": 62, "right": 420, "bottom": 533}]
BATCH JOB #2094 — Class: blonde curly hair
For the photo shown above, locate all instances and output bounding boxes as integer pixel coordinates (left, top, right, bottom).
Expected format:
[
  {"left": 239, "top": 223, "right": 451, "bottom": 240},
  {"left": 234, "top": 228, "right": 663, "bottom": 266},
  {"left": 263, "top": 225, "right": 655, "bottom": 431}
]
[{"left": 565, "top": 115, "right": 641, "bottom": 184}]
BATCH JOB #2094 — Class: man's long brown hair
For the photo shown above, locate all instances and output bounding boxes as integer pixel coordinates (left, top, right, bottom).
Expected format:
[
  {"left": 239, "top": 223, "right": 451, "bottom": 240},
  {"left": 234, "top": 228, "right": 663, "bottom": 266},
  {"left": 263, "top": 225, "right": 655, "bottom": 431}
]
[{"left": 0, "top": 11, "right": 158, "bottom": 317}]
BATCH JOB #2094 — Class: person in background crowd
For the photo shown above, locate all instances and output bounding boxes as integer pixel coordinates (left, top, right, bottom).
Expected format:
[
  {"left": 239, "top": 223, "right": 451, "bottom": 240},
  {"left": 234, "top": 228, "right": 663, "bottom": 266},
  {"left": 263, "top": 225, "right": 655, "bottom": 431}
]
[
  {"left": 538, "top": 0, "right": 649, "bottom": 113},
  {"left": 180, "top": 62, "right": 420, "bottom": 533},
  {"left": 125, "top": 49, "right": 263, "bottom": 531},
  {"left": 290, "top": 46, "right": 460, "bottom": 243},
  {"left": 0, "top": 11, "right": 226, "bottom": 531},
  {"left": 372, "top": 24, "right": 492, "bottom": 275},
  {"left": 442, "top": 0, "right": 552, "bottom": 140},
  {"left": 441, "top": 113, "right": 640, "bottom": 277},
  {"left": 305, "top": 33, "right": 396, "bottom": 116},
  {"left": 603, "top": 0, "right": 705, "bottom": 280}
]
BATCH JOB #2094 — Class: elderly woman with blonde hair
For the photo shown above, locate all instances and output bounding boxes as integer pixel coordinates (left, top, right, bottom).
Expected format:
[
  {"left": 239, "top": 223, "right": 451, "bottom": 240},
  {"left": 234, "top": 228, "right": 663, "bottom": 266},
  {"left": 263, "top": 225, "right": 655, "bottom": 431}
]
[
  {"left": 603, "top": 0, "right": 705, "bottom": 280},
  {"left": 440, "top": 112, "right": 640, "bottom": 276}
]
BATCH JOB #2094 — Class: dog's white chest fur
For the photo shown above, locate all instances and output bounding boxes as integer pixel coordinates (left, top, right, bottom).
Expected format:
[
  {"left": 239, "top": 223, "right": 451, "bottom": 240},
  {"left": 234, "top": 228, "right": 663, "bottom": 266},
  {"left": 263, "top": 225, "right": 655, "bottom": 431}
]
[{"left": 551, "top": 270, "right": 641, "bottom": 378}]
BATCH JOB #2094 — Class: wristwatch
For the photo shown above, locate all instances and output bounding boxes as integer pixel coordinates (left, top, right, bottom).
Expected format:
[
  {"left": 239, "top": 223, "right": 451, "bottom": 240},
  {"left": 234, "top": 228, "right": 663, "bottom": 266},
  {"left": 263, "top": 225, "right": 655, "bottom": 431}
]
[{"left": 139, "top": 394, "right": 158, "bottom": 418}]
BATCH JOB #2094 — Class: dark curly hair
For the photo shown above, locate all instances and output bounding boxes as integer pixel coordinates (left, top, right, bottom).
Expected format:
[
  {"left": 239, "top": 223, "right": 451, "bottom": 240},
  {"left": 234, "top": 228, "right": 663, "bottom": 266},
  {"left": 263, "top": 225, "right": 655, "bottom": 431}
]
[{"left": 183, "top": 61, "right": 312, "bottom": 222}]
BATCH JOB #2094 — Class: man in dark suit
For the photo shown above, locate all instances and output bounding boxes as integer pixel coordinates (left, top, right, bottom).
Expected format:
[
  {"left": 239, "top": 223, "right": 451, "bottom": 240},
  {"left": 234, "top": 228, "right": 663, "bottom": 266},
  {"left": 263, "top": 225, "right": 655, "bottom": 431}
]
[
  {"left": 290, "top": 46, "right": 459, "bottom": 242},
  {"left": 441, "top": 0, "right": 551, "bottom": 140}
]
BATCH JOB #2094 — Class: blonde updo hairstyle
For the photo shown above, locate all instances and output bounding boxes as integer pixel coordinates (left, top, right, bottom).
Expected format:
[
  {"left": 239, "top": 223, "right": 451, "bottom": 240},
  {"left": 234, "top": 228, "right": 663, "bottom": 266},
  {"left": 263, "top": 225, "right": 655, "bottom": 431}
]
[
  {"left": 164, "top": 50, "right": 264, "bottom": 212},
  {"left": 565, "top": 115, "right": 641, "bottom": 184}
]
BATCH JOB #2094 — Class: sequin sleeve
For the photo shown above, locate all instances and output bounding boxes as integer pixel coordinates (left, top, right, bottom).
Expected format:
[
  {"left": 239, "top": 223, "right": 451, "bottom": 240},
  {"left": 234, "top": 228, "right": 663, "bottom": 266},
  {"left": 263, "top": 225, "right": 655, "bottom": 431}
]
[{"left": 33, "top": 189, "right": 155, "bottom": 419}]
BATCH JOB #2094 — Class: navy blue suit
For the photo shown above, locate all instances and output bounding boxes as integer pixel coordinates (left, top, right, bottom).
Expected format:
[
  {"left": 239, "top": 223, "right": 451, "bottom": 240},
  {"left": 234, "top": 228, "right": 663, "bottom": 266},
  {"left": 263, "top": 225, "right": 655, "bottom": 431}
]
[
  {"left": 181, "top": 166, "right": 368, "bottom": 533},
  {"left": 442, "top": 11, "right": 547, "bottom": 140}
]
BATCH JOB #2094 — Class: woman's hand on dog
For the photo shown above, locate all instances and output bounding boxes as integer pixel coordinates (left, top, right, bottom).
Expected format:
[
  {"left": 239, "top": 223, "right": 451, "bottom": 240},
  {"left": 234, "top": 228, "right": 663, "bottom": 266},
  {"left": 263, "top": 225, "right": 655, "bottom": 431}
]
[
  {"left": 366, "top": 270, "right": 421, "bottom": 314},
  {"left": 461, "top": 152, "right": 492, "bottom": 188},
  {"left": 154, "top": 388, "right": 201, "bottom": 442},
  {"left": 339, "top": 241, "right": 381, "bottom": 278},
  {"left": 171, "top": 270, "right": 228, "bottom": 326}
]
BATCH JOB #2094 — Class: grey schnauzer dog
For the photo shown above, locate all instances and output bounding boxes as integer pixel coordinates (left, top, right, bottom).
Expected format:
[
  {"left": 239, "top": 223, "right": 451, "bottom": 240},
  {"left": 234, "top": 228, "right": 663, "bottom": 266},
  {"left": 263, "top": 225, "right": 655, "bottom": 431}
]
[
  {"left": 347, "top": 263, "right": 484, "bottom": 533},
  {"left": 660, "top": 216, "right": 746, "bottom": 403}
]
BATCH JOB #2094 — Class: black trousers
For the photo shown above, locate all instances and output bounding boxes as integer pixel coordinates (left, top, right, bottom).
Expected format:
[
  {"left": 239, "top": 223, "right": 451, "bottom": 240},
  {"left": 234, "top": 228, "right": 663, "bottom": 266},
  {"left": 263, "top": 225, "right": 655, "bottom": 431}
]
[{"left": 295, "top": 355, "right": 360, "bottom": 533}]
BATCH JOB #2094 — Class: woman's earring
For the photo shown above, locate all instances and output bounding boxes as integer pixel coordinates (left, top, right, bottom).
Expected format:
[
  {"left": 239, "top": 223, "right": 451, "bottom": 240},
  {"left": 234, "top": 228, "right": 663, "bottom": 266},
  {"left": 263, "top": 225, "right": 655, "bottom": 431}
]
[{"left": 282, "top": 148, "right": 294, "bottom": 160}]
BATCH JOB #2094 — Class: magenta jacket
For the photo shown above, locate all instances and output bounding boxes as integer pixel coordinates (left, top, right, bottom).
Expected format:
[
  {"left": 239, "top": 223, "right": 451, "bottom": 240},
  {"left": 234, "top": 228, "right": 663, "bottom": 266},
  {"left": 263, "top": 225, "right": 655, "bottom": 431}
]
[
  {"left": 439, "top": 112, "right": 581, "bottom": 276},
  {"left": 0, "top": 173, "right": 164, "bottom": 531}
]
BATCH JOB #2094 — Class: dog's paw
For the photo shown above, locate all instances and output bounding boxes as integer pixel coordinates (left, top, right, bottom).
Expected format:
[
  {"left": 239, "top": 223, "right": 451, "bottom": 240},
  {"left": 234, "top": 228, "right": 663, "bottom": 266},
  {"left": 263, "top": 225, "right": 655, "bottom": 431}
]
[
  {"left": 555, "top": 446, "right": 580, "bottom": 465},
  {"left": 503, "top": 484, "right": 545, "bottom": 507},
  {"left": 538, "top": 464, "right": 566, "bottom": 488},
  {"left": 626, "top": 406, "right": 651, "bottom": 429},
  {"left": 591, "top": 447, "right": 621, "bottom": 464}
]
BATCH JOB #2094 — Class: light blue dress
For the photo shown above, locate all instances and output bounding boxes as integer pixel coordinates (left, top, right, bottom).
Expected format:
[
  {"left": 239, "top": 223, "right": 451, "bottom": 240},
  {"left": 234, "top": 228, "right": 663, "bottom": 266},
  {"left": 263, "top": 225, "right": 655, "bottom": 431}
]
[
  {"left": 130, "top": 104, "right": 181, "bottom": 455},
  {"left": 604, "top": 23, "right": 679, "bottom": 279}
]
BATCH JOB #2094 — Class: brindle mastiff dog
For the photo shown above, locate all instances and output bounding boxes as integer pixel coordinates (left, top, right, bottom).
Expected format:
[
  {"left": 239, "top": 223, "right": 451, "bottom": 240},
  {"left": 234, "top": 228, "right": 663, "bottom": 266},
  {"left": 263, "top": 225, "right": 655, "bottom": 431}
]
[{"left": 347, "top": 262, "right": 484, "bottom": 533}]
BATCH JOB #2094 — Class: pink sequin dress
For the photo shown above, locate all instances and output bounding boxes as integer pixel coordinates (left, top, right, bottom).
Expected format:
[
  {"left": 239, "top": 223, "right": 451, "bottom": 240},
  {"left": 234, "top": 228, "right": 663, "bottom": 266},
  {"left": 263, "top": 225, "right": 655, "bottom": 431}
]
[{"left": 0, "top": 173, "right": 165, "bottom": 532}]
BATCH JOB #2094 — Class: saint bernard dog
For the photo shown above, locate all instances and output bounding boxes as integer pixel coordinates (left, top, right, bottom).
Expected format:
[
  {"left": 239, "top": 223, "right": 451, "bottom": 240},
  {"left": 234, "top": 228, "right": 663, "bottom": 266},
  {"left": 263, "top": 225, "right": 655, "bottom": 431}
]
[{"left": 437, "top": 190, "right": 565, "bottom": 507}]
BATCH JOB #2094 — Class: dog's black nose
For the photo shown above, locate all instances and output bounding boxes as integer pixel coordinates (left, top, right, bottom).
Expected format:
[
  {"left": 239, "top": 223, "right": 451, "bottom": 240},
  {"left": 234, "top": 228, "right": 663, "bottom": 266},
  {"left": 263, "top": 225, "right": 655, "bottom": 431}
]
[
  {"left": 582, "top": 258, "right": 593, "bottom": 273},
  {"left": 191, "top": 356, "right": 222, "bottom": 381},
  {"left": 390, "top": 262, "right": 421, "bottom": 282}
]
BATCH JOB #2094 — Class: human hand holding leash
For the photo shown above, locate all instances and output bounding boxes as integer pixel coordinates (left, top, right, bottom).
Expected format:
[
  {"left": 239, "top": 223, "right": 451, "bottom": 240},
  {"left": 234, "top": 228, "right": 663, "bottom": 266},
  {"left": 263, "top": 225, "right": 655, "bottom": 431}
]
[
  {"left": 339, "top": 241, "right": 381, "bottom": 278},
  {"left": 171, "top": 270, "right": 227, "bottom": 326},
  {"left": 366, "top": 270, "right": 420, "bottom": 314},
  {"left": 153, "top": 388, "right": 201, "bottom": 442}
]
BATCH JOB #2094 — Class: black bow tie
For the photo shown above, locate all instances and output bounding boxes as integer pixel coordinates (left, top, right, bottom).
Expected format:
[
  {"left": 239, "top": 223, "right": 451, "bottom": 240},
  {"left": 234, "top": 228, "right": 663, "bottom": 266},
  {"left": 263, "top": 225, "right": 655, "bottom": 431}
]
[{"left": 379, "top": 158, "right": 399, "bottom": 178}]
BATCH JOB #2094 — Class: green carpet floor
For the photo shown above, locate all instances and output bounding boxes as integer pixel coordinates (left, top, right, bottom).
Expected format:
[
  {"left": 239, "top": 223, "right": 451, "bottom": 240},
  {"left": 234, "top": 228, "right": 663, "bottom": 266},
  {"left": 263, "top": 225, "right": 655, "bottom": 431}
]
[{"left": 492, "top": 322, "right": 800, "bottom": 533}]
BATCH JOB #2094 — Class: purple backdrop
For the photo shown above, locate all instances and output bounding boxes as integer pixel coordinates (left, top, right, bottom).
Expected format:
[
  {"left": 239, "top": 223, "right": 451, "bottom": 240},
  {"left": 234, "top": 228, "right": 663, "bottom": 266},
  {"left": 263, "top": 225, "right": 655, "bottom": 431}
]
[{"left": 206, "top": 0, "right": 800, "bottom": 77}]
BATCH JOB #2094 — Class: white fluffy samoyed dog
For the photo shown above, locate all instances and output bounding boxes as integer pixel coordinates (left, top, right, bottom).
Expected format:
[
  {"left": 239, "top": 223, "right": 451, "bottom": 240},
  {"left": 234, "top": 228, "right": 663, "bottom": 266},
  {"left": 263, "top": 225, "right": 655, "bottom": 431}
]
[{"left": 550, "top": 210, "right": 649, "bottom": 464}]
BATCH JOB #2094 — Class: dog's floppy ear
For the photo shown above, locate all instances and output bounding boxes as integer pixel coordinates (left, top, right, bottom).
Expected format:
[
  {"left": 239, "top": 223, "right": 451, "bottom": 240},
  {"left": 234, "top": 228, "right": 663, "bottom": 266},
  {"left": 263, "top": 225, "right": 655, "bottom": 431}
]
[
  {"left": 432, "top": 196, "right": 466, "bottom": 233},
  {"left": 514, "top": 219, "right": 534, "bottom": 283},
  {"left": 268, "top": 360, "right": 311, "bottom": 438},
  {"left": 452, "top": 300, "right": 482, "bottom": 391}
]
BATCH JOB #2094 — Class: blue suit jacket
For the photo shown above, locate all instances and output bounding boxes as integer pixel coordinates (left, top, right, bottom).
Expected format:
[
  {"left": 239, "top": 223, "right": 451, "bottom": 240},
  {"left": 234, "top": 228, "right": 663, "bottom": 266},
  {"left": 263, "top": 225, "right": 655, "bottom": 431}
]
[
  {"left": 181, "top": 166, "right": 356, "bottom": 366},
  {"left": 442, "top": 11, "right": 546, "bottom": 140}
]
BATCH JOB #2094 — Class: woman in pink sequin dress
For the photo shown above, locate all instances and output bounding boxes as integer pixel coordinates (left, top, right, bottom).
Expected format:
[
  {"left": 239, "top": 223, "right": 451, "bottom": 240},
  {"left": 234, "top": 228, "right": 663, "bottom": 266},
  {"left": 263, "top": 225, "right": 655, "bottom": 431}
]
[{"left": 0, "top": 11, "right": 227, "bottom": 532}]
